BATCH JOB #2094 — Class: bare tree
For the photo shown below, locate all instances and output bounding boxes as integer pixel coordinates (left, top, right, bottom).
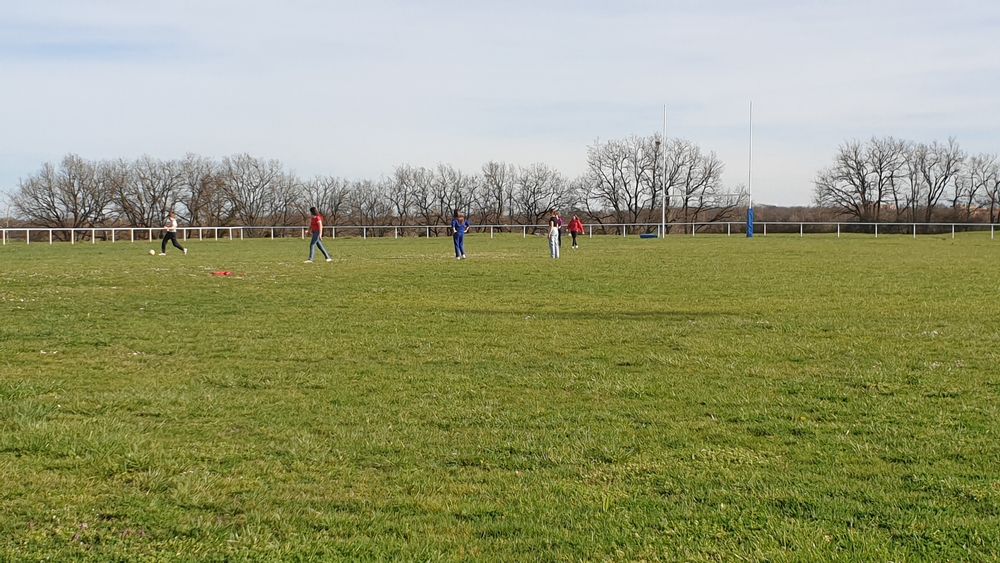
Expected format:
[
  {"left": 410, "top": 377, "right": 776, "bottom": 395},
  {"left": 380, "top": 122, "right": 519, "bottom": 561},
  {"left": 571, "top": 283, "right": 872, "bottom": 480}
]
[
  {"left": 386, "top": 165, "right": 421, "bottom": 227},
  {"left": 221, "top": 154, "right": 284, "bottom": 226},
  {"left": 348, "top": 179, "right": 391, "bottom": 228},
  {"left": 12, "top": 154, "right": 114, "bottom": 238},
  {"left": 950, "top": 153, "right": 994, "bottom": 221},
  {"left": 586, "top": 134, "right": 735, "bottom": 233},
  {"left": 410, "top": 166, "right": 440, "bottom": 229},
  {"left": 622, "top": 136, "right": 658, "bottom": 230},
  {"left": 111, "top": 156, "right": 186, "bottom": 227},
  {"left": 479, "top": 161, "right": 516, "bottom": 226},
  {"left": 179, "top": 154, "right": 228, "bottom": 226},
  {"left": 864, "top": 137, "right": 910, "bottom": 221},
  {"left": 268, "top": 172, "right": 302, "bottom": 227},
  {"left": 432, "top": 164, "right": 477, "bottom": 222},
  {"left": 969, "top": 154, "right": 1000, "bottom": 223},
  {"left": 668, "top": 140, "right": 730, "bottom": 228},
  {"left": 815, "top": 138, "right": 908, "bottom": 221},
  {"left": 512, "top": 163, "right": 576, "bottom": 226},
  {"left": 909, "top": 138, "right": 965, "bottom": 222},
  {"left": 303, "top": 175, "right": 351, "bottom": 225},
  {"left": 585, "top": 137, "right": 638, "bottom": 226}
]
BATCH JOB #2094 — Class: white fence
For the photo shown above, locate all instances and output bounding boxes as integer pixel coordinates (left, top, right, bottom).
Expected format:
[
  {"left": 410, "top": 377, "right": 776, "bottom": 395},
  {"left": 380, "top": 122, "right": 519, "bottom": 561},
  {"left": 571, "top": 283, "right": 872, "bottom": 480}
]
[{"left": 1, "top": 221, "right": 999, "bottom": 245}]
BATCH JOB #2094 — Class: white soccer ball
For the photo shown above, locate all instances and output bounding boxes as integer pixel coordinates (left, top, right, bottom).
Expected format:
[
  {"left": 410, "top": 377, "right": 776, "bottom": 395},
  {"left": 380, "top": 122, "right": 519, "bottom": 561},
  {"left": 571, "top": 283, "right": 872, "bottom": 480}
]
[{"left": 148, "top": 249, "right": 156, "bottom": 255}]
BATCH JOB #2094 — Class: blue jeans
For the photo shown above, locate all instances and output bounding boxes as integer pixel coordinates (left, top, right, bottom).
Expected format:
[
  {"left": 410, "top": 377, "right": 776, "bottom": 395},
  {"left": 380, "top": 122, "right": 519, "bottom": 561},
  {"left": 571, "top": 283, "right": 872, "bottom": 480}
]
[
  {"left": 453, "top": 234, "right": 465, "bottom": 257},
  {"left": 309, "top": 232, "right": 330, "bottom": 260}
]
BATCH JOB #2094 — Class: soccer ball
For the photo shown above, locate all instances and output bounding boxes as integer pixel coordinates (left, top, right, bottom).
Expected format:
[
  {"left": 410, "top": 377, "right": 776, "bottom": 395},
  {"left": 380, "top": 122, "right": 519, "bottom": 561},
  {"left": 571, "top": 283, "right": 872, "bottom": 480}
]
[{"left": 148, "top": 249, "right": 156, "bottom": 255}]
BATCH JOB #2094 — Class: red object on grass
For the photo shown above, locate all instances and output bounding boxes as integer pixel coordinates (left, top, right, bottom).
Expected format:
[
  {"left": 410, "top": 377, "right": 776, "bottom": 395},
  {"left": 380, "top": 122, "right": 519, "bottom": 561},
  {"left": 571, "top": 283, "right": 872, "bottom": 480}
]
[{"left": 211, "top": 271, "right": 232, "bottom": 277}]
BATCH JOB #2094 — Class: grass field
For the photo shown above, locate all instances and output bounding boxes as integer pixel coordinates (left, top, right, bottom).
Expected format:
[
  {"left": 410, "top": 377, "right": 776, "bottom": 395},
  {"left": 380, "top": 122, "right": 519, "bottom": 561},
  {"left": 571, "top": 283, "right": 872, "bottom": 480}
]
[{"left": 2, "top": 233, "right": 999, "bottom": 560}]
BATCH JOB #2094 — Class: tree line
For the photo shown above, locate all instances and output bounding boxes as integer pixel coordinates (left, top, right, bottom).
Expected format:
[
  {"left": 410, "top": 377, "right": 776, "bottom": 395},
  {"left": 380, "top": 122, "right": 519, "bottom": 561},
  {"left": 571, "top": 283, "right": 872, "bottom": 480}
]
[
  {"left": 814, "top": 137, "right": 1000, "bottom": 223},
  {"left": 19, "top": 134, "right": 992, "bottom": 234},
  {"left": 6, "top": 135, "right": 745, "bottom": 236}
]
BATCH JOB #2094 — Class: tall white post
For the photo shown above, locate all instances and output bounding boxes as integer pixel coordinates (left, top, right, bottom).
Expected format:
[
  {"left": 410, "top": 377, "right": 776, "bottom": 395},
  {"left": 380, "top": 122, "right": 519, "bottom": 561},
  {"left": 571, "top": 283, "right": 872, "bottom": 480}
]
[
  {"left": 661, "top": 105, "right": 667, "bottom": 238},
  {"left": 746, "top": 100, "right": 755, "bottom": 238}
]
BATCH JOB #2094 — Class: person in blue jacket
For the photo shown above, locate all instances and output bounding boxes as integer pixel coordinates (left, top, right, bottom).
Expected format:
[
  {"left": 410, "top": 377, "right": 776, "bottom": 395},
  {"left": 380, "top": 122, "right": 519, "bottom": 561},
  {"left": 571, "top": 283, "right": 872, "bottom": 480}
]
[{"left": 451, "top": 211, "right": 470, "bottom": 259}]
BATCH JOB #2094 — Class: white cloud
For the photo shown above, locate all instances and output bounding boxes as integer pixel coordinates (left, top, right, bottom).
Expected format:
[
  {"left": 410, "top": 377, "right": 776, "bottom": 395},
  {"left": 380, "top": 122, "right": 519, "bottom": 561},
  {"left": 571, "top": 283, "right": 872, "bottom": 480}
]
[{"left": 2, "top": 0, "right": 999, "bottom": 206}]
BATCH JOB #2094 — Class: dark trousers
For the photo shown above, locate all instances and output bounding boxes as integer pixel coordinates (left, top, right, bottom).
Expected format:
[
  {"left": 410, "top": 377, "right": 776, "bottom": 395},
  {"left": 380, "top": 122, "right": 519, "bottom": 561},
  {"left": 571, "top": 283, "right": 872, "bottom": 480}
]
[
  {"left": 571, "top": 232, "right": 579, "bottom": 247},
  {"left": 161, "top": 231, "right": 184, "bottom": 252}
]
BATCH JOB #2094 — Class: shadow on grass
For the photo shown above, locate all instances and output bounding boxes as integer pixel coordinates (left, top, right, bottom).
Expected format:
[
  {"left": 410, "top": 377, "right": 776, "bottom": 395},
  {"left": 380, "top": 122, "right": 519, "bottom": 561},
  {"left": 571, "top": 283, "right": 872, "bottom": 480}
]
[{"left": 444, "top": 307, "right": 737, "bottom": 322}]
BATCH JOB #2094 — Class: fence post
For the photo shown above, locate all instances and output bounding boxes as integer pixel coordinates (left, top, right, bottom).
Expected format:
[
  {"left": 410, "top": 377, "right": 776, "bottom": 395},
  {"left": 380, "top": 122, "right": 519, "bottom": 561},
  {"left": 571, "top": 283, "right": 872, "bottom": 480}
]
[
  {"left": 800, "top": 223, "right": 803, "bottom": 237},
  {"left": 71, "top": 230, "right": 74, "bottom": 245},
  {"left": 952, "top": 224, "right": 955, "bottom": 239},
  {"left": 913, "top": 223, "right": 916, "bottom": 238},
  {"left": 763, "top": 223, "right": 767, "bottom": 237},
  {"left": 589, "top": 225, "right": 592, "bottom": 238},
  {"left": 523, "top": 226, "right": 526, "bottom": 238},
  {"left": 271, "top": 227, "right": 274, "bottom": 239},
  {"left": 875, "top": 224, "right": 878, "bottom": 238},
  {"left": 92, "top": 228, "right": 96, "bottom": 244},
  {"left": 332, "top": 227, "right": 337, "bottom": 239},
  {"left": 50, "top": 230, "right": 54, "bottom": 244},
  {"left": 239, "top": 228, "right": 243, "bottom": 240},
  {"left": 727, "top": 223, "right": 731, "bottom": 237},
  {"left": 490, "top": 226, "right": 494, "bottom": 239},
  {"left": 27, "top": 229, "right": 31, "bottom": 245},
  {"left": 395, "top": 227, "right": 398, "bottom": 239},
  {"left": 837, "top": 223, "right": 840, "bottom": 238},
  {"left": 363, "top": 227, "right": 367, "bottom": 239}
]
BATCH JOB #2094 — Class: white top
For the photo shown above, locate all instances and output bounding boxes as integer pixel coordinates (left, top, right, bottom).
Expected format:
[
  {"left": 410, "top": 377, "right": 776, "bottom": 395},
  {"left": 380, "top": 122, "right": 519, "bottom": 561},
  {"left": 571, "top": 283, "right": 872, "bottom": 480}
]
[{"left": 165, "top": 217, "right": 178, "bottom": 232}]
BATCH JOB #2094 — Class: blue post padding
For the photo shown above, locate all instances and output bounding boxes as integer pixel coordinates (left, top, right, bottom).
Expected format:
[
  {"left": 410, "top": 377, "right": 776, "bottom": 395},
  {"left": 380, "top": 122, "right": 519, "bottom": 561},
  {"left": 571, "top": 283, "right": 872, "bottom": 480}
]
[{"left": 746, "top": 207, "right": 755, "bottom": 238}]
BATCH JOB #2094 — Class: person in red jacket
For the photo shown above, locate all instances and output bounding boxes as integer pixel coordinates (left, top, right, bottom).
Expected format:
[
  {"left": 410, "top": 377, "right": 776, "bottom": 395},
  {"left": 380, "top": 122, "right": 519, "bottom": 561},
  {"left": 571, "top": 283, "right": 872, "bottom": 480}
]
[
  {"left": 568, "top": 215, "right": 584, "bottom": 249},
  {"left": 305, "top": 207, "right": 332, "bottom": 263}
]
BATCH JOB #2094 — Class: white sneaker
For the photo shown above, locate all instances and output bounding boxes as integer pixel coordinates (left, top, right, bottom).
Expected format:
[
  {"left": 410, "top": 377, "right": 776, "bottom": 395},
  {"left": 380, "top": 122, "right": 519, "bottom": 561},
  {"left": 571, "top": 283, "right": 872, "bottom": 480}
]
[
  {"left": 325, "top": 258, "right": 332, "bottom": 262},
  {"left": 461, "top": 255, "right": 467, "bottom": 259},
  {"left": 183, "top": 248, "right": 188, "bottom": 255},
  {"left": 304, "top": 259, "right": 313, "bottom": 263},
  {"left": 159, "top": 253, "right": 166, "bottom": 256}
]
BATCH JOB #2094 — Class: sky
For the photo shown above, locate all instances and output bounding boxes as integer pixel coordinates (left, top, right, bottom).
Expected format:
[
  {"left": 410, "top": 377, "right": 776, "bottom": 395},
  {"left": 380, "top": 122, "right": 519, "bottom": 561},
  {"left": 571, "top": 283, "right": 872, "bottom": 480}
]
[{"left": 1, "top": 0, "right": 998, "bottom": 207}]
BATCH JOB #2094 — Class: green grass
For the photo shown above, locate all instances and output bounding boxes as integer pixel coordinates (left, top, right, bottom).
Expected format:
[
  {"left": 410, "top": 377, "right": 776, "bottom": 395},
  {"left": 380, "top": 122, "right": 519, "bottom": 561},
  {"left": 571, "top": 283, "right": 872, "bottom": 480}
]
[{"left": 2, "top": 233, "right": 999, "bottom": 560}]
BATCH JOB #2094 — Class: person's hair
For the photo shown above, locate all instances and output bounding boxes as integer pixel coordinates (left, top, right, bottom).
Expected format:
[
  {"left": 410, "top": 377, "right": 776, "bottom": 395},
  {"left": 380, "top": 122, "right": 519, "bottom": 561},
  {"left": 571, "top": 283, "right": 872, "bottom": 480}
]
[{"left": 310, "top": 207, "right": 318, "bottom": 215}]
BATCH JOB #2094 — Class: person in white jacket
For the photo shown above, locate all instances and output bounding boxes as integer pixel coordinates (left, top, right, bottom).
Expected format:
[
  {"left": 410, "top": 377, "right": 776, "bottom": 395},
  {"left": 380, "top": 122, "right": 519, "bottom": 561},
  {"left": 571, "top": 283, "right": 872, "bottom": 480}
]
[
  {"left": 547, "top": 213, "right": 560, "bottom": 259},
  {"left": 160, "top": 211, "right": 187, "bottom": 255}
]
